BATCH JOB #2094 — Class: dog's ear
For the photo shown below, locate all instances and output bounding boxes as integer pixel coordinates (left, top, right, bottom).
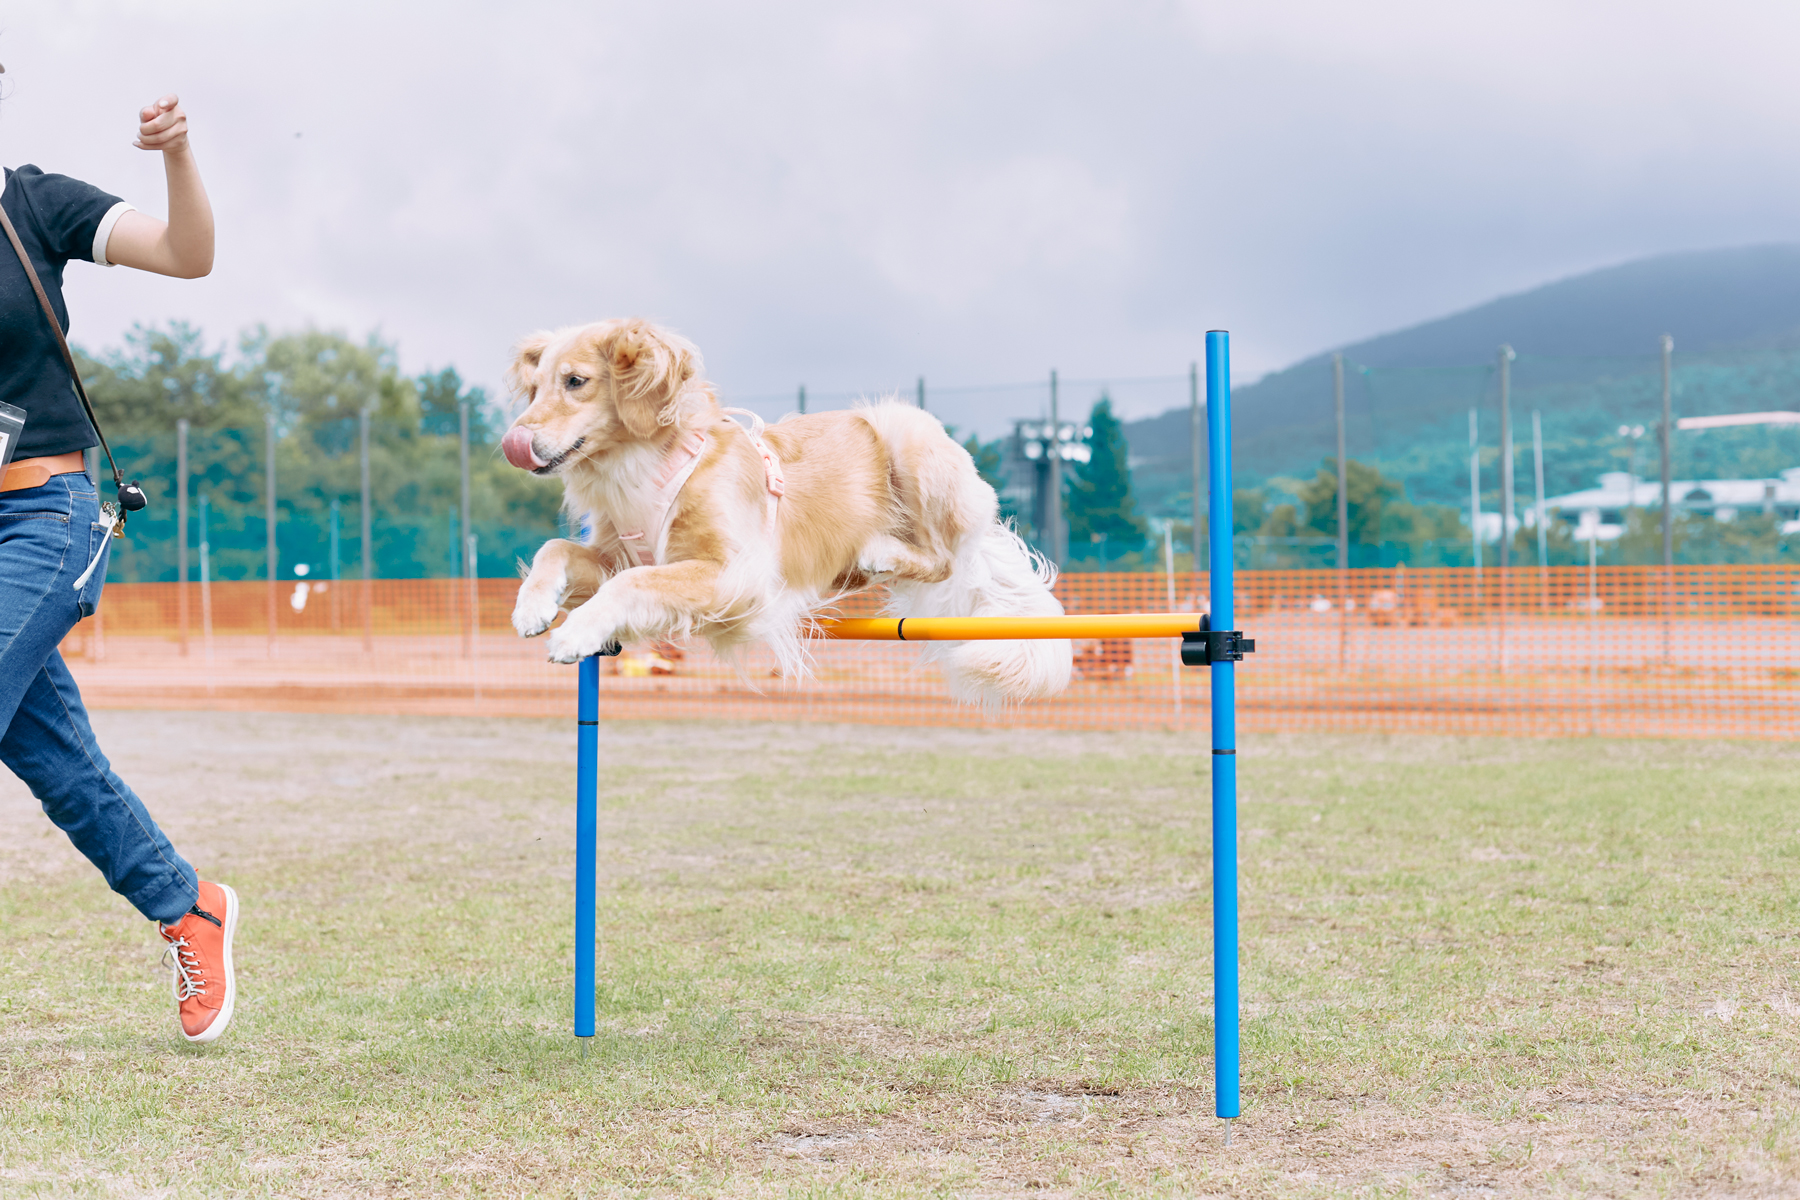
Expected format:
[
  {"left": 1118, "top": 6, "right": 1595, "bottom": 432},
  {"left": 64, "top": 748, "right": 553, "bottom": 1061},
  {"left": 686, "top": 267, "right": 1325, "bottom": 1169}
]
[
  {"left": 606, "top": 320, "right": 700, "bottom": 439},
  {"left": 505, "top": 331, "right": 555, "bottom": 406}
]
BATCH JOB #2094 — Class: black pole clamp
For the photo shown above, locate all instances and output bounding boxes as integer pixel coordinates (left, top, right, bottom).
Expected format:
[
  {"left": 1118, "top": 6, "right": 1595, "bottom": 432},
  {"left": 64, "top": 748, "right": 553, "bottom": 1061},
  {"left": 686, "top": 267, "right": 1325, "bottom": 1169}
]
[{"left": 1181, "top": 614, "right": 1255, "bottom": 667}]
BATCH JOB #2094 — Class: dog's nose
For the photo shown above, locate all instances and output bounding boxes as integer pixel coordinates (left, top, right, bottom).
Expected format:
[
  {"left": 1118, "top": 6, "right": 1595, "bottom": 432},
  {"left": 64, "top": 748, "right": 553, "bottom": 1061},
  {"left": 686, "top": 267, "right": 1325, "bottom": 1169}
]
[{"left": 501, "top": 426, "right": 545, "bottom": 470}]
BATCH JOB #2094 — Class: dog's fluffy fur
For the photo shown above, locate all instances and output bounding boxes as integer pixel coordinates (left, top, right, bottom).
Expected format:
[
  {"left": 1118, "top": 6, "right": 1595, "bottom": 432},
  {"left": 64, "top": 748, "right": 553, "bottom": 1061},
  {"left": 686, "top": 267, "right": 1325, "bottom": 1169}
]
[{"left": 503, "top": 318, "right": 1072, "bottom": 706}]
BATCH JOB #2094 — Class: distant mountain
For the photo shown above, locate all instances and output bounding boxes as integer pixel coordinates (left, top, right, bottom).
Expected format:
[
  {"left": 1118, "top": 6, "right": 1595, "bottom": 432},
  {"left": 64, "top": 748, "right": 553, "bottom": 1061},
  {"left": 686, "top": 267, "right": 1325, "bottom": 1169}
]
[{"left": 1125, "top": 244, "right": 1800, "bottom": 518}]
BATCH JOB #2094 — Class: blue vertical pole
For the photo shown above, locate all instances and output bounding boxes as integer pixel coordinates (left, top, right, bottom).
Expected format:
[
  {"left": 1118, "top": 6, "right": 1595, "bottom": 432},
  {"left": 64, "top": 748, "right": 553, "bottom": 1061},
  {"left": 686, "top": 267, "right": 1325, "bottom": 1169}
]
[
  {"left": 1205, "top": 330, "right": 1241, "bottom": 1131},
  {"left": 575, "top": 654, "right": 599, "bottom": 1041}
]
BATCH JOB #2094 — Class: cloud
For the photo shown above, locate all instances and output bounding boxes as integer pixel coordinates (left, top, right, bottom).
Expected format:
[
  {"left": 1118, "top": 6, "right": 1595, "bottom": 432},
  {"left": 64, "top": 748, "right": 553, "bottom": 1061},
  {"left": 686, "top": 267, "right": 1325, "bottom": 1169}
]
[{"left": 6, "top": 0, "right": 1799, "bottom": 436}]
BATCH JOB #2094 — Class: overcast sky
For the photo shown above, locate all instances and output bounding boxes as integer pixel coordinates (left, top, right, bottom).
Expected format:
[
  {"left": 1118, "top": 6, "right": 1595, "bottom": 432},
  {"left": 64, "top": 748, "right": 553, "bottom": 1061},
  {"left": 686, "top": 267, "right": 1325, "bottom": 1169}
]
[{"left": 7, "top": 1, "right": 1800, "bottom": 436}]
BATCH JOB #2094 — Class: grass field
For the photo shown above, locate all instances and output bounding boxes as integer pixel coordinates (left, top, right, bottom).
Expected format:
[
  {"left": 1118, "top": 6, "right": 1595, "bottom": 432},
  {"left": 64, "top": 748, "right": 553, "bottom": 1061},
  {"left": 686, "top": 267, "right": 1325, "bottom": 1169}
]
[{"left": 1, "top": 713, "right": 1796, "bottom": 1198}]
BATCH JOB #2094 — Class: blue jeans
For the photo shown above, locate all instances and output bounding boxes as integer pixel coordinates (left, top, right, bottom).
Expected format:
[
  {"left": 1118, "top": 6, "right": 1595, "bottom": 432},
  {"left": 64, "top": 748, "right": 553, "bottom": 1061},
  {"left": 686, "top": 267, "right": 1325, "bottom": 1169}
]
[{"left": 0, "top": 472, "right": 198, "bottom": 924}]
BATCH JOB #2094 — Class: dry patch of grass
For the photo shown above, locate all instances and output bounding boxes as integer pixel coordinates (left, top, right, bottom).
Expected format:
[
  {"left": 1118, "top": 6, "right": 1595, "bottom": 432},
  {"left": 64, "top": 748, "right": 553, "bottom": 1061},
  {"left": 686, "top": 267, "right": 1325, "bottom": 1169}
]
[{"left": 1, "top": 713, "right": 1797, "bottom": 1197}]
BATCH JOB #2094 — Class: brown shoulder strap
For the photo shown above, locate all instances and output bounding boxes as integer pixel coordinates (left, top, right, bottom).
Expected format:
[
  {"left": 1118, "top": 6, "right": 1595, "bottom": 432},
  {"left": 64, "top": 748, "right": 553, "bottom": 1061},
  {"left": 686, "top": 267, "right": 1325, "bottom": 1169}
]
[{"left": 0, "top": 186, "right": 127, "bottom": 494}]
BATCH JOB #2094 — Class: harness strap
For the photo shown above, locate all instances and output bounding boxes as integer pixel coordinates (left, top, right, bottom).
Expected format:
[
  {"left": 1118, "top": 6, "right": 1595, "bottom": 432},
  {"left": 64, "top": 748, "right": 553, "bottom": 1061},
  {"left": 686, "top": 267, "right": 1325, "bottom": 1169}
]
[
  {"left": 614, "top": 427, "right": 708, "bottom": 569},
  {"left": 605, "top": 411, "right": 787, "bottom": 571},
  {"left": 722, "top": 408, "right": 786, "bottom": 498}
]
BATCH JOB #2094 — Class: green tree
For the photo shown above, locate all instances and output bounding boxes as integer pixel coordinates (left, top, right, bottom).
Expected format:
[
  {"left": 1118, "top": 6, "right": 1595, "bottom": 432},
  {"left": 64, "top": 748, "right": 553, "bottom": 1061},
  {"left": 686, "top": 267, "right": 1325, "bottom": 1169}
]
[
  {"left": 241, "top": 325, "right": 418, "bottom": 448},
  {"left": 74, "top": 324, "right": 264, "bottom": 582},
  {"left": 1294, "top": 458, "right": 1402, "bottom": 544},
  {"left": 1608, "top": 507, "right": 1795, "bottom": 565},
  {"left": 418, "top": 366, "right": 497, "bottom": 441},
  {"left": 76, "top": 323, "right": 565, "bottom": 583},
  {"left": 78, "top": 322, "right": 258, "bottom": 432},
  {"left": 1251, "top": 458, "right": 1465, "bottom": 567},
  {"left": 1065, "top": 394, "right": 1145, "bottom": 564}
]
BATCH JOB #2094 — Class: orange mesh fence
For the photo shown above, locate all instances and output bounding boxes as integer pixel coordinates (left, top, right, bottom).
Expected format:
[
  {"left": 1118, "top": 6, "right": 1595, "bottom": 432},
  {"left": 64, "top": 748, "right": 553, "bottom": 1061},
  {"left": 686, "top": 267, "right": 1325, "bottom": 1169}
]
[{"left": 59, "top": 566, "right": 1800, "bottom": 739}]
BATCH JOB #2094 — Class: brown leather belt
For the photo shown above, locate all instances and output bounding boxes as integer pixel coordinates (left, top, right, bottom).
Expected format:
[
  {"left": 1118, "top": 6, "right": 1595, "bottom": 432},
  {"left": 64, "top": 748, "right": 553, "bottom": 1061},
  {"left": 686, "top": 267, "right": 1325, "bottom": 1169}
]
[{"left": 1, "top": 451, "right": 87, "bottom": 493}]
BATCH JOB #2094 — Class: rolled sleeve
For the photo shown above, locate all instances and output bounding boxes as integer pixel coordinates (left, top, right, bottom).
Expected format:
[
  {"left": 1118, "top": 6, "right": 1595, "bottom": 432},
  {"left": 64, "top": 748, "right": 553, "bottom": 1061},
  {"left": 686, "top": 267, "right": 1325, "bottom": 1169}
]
[{"left": 91, "top": 201, "right": 135, "bottom": 268}]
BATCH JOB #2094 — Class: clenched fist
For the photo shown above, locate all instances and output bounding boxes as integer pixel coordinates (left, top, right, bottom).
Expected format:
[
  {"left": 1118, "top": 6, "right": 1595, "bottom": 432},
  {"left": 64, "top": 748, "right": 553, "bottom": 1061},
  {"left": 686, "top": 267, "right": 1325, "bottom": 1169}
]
[{"left": 133, "top": 94, "right": 190, "bottom": 155}]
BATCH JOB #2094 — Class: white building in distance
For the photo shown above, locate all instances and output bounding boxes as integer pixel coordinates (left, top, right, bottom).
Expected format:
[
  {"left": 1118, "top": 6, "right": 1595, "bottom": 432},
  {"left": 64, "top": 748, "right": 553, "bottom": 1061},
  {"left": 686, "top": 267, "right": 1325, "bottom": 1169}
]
[{"left": 1538, "top": 467, "right": 1800, "bottom": 542}]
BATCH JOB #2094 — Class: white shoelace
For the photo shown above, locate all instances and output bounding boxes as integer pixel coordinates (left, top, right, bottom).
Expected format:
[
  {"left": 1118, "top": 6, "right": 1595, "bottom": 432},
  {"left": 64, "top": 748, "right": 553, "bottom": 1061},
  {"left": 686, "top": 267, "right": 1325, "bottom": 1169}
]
[{"left": 161, "top": 935, "right": 208, "bottom": 1002}]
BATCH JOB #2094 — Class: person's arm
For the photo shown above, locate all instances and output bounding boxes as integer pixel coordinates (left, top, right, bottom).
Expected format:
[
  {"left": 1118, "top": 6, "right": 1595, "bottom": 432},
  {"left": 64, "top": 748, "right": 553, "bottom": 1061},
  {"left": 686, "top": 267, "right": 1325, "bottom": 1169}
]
[{"left": 105, "top": 95, "right": 214, "bottom": 279}]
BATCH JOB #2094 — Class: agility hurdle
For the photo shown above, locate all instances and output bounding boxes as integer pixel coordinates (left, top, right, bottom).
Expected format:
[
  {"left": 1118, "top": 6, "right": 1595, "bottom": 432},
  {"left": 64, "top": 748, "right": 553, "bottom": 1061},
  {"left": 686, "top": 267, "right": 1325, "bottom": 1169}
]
[{"left": 571, "top": 330, "right": 1252, "bottom": 1134}]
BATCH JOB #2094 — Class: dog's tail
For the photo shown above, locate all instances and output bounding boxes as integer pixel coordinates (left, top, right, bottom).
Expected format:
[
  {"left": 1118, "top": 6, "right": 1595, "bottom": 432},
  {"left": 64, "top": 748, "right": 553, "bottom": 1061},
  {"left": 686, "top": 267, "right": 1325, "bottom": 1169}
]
[
  {"left": 890, "top": 523, "right": 1073, "bottom": 708},
  {"left": 864, "top": 403, "right": 1073, "bottom": 708}
]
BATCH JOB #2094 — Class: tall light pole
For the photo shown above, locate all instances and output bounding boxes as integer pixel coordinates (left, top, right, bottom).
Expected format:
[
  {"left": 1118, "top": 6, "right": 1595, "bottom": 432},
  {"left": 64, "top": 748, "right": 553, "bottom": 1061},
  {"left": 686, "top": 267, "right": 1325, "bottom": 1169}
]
[
  {"left": 916, "top": 376, "right": 926, "bottom": 411},
  {"left": 1016, "top": 410, "right": 1089, "bottom": 568},
  {"left": 797, "top": 384, "right": 806, "bottom": 415}
]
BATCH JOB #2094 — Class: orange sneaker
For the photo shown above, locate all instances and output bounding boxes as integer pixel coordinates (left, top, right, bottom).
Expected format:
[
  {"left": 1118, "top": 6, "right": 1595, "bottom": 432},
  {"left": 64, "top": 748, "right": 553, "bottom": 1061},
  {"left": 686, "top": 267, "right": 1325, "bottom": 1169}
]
[{"left": 159, "top": 881, "right": 239, "bottom": 1044}]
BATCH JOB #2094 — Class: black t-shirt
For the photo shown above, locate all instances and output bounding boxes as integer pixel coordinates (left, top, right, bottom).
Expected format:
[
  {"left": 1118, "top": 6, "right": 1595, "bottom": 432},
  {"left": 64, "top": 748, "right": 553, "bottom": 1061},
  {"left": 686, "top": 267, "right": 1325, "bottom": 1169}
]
[{"left": 1, "top": 165, "right": 132, "bottom": 458}]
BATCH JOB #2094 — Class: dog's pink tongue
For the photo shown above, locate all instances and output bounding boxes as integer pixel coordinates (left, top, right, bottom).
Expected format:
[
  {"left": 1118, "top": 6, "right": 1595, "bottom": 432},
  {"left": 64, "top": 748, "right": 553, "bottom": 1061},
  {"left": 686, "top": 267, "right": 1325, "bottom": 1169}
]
[{"left": 501, "top": 426, "right": 544, "bottom": 470}]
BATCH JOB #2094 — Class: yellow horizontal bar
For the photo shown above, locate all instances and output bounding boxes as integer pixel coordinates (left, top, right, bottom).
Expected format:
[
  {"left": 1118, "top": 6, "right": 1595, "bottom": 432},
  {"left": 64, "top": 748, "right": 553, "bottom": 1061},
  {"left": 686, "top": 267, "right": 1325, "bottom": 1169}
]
[{"left": 816, "top": 613, "right": 1206, "bottom": 641}]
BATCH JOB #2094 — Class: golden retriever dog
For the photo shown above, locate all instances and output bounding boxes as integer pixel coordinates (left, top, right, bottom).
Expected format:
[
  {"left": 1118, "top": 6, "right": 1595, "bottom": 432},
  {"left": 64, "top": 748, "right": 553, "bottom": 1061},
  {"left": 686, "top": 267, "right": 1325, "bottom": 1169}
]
[{"left": 500, "top": 318, "right": 1072, "bottom": 706}]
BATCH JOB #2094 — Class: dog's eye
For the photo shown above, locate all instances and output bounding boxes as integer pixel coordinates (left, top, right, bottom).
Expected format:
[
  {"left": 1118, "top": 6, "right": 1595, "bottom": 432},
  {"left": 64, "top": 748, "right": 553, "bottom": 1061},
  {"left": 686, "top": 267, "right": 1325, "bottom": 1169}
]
[{"left": 566, "top": 375, "right": 587, "bottom": 390}]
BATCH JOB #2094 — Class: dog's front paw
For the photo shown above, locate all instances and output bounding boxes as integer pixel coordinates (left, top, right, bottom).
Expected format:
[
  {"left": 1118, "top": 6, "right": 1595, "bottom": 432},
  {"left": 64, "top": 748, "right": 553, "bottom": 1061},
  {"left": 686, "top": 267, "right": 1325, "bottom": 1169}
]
[
  {"left": 512, "top": 585, "right": 562, "bottom": 639},
  {"left": 545, "top": 609, "right": 619, "bottom": 664}
]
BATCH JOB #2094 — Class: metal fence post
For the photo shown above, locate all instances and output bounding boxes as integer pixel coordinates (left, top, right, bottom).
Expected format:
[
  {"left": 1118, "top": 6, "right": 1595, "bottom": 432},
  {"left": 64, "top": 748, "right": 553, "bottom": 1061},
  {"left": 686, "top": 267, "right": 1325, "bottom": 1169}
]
[
  {"left": 1334, "top": 354, "right": 1349, "bottom": 669},
  {"left": 460, "top": 398, "right": 474, "bottom": 658},
  {"left": 266, "top": 413, "right": 278, "bottom": 658},
  {"left": 361, "top": 406, "right": 374, "bottom": 652},
  {"left": 1498, "top": 346, "right": 1515, "bottom": 673},
  {"left": 1469, "top": 408, "right": 1482, "bottom": 573},
  {"left": 176, "top": 418, "right": 190, "bottom": 656},
  {"left": 1660, "top": 334, "right": 1674, "bottom": 664},
  {"left": 1189, "top": 362, "right": 1202, "bottom": 570}
]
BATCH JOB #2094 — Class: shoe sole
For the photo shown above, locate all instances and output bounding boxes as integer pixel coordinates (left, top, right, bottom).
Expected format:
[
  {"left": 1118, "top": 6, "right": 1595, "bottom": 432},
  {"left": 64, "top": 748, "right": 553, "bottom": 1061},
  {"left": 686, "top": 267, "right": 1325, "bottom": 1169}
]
[{"left": 184, "top": 883, "right": 238, "bottom": 1045}]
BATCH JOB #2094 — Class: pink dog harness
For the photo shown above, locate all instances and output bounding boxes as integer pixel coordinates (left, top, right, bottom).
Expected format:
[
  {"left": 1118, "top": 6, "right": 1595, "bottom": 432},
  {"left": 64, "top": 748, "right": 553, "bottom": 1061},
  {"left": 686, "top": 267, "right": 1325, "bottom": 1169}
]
[{"left": 609, "top": 409, "right": 785, "bottom": 569}]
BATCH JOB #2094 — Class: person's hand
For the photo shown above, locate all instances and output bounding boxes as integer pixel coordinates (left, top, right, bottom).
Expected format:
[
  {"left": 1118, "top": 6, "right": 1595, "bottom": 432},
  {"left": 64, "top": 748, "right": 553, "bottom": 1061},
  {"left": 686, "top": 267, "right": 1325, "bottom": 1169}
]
[{"left": 133, "top": 95, "right": 190, "bottom": 155}]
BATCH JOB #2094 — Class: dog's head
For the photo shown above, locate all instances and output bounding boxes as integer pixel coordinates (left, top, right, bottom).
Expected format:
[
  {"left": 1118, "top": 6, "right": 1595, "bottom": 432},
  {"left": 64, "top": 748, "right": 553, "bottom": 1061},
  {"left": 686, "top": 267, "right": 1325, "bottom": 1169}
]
[{"left": 500, "top": 319, "right": 704, "bottom": 475}]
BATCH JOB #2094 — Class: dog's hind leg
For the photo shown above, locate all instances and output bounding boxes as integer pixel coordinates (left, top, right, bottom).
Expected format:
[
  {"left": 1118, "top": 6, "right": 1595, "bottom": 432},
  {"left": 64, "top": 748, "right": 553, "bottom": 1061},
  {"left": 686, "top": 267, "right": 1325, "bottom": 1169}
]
[
  {"left": 855, "top": 533, "right": 954, "bottom": 585},
  {"left": 544, "top": 560, "right": 726, "bottom": 663},
  {"left": 513, "top": 538, "right": 609, "bottom": 637}
]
